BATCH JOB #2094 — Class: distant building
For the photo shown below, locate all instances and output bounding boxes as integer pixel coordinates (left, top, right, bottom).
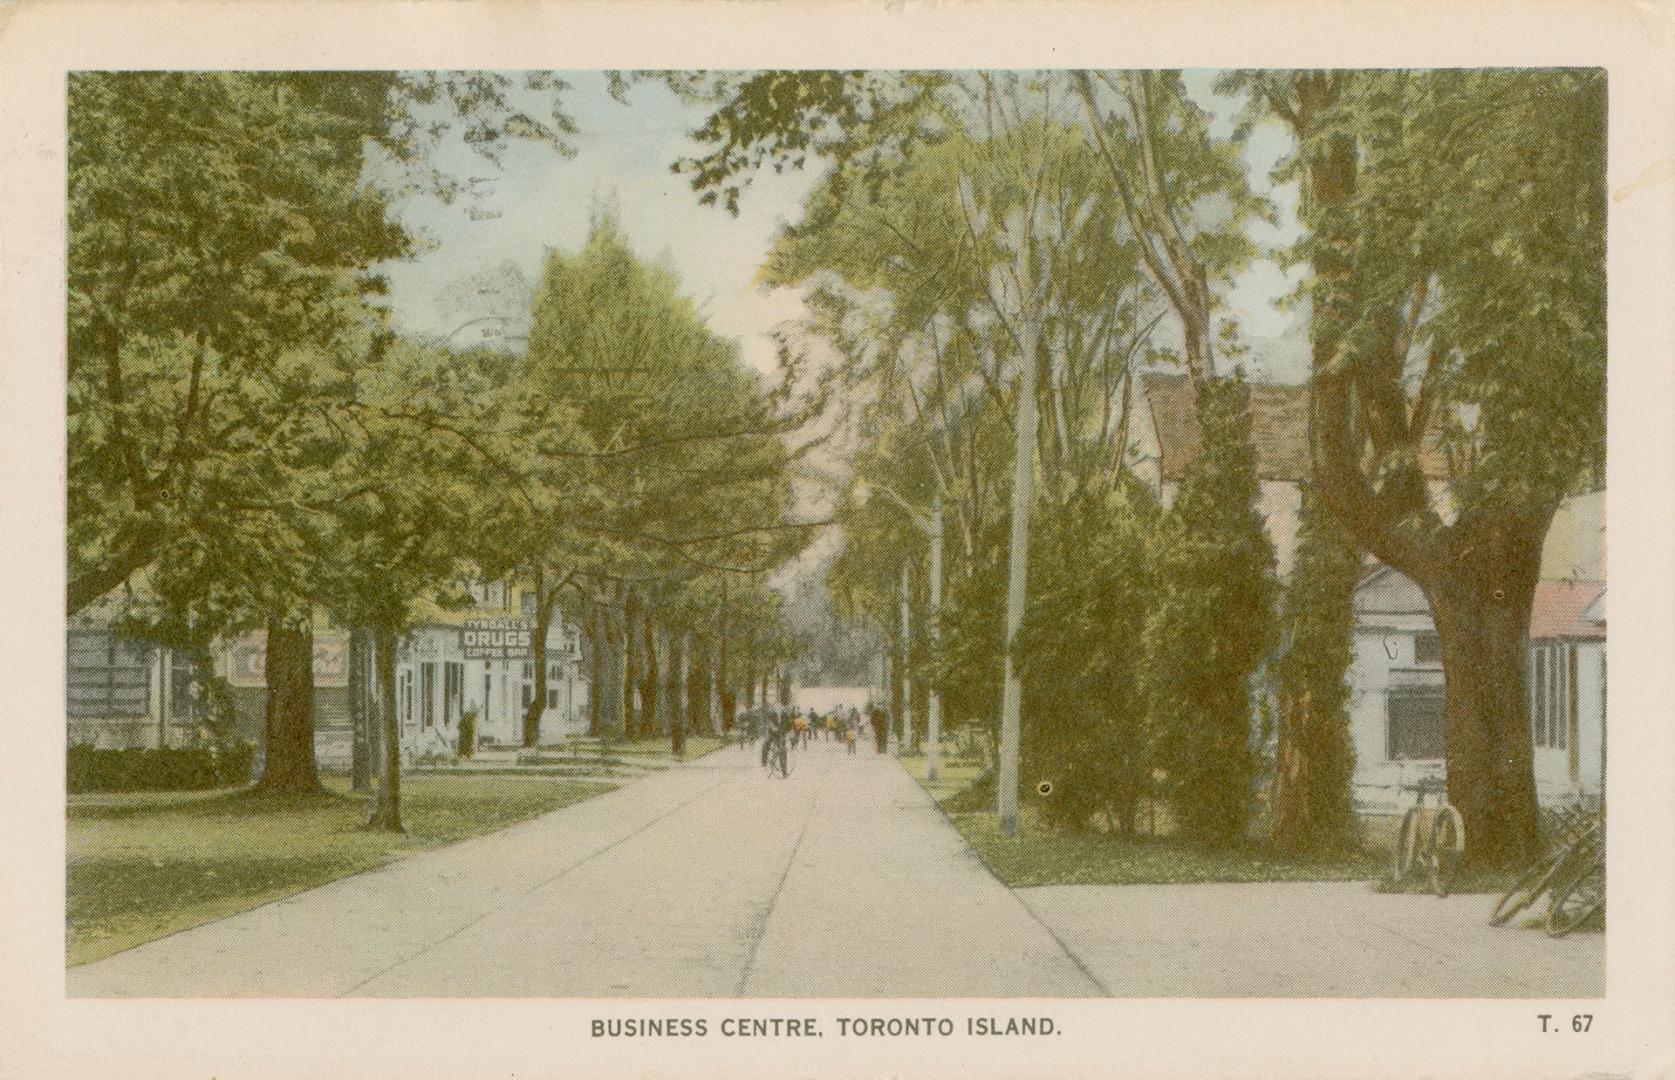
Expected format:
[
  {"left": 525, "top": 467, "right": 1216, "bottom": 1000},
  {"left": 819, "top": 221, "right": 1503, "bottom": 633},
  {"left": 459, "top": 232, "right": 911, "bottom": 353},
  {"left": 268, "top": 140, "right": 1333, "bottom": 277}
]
[{"left": 65, "top": 575, "right": 590, "bottom": 768}]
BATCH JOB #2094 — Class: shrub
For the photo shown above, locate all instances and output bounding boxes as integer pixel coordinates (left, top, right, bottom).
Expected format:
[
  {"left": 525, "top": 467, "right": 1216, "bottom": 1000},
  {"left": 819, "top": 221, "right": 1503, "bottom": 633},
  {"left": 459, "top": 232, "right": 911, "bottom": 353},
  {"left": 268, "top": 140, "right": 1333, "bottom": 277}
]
[{"left": 66, "top": 742, "right": 253, "bottom": 793}]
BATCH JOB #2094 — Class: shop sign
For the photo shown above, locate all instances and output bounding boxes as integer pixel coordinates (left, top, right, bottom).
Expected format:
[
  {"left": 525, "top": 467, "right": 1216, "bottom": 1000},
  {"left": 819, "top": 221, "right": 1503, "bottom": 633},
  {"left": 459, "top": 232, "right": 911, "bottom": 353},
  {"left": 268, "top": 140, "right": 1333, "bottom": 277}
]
[{"left": 462, "top": 618, "right": 535, "bottom": 660}]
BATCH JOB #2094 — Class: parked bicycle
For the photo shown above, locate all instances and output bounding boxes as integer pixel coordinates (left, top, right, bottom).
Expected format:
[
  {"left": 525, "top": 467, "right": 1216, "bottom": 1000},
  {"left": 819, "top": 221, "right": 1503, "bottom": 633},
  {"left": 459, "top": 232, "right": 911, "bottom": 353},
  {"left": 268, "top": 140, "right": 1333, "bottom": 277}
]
[
  {"left": 1389, "top": 776, "right": 1466, "bottom": 897},
  {"left": 1489, "top": 801, "right": 1604, "bottom": 937}
]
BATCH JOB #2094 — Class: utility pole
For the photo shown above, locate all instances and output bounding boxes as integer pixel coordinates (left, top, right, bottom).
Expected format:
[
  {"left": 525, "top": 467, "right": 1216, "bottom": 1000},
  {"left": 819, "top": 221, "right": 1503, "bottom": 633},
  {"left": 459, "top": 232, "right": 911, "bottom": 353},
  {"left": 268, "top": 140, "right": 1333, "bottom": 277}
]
[
  {"left": 898, "top": 560, "right": 912, "bottom": 756},
  {"left": 926, "top": 492, "right": 943, "bottom": 781}
]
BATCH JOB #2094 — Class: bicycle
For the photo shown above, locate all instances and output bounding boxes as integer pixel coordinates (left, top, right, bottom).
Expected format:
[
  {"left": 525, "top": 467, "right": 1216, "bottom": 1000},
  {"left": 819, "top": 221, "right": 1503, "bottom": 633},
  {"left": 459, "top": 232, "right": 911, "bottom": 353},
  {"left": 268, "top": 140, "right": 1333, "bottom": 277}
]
[
  {"left": 1489, "top": 802, "right": 1604, "bottom": 934},
  {"left": 1389, "top": 776, "right": 1465, "bottom": 897},
  {"left": 760, "top": 728, "right": 792, "bottom": 779}
]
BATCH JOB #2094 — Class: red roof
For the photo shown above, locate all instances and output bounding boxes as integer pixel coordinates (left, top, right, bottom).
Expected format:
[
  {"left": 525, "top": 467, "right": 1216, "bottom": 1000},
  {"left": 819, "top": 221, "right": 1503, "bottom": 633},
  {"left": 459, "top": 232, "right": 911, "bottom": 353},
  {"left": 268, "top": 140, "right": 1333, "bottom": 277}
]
[
  {"left": 1529, "top": 580, "right": 1607, "bottom": 640},
  {"left": 1141, "top": 372, "right": 1450, "bottom": 484}
]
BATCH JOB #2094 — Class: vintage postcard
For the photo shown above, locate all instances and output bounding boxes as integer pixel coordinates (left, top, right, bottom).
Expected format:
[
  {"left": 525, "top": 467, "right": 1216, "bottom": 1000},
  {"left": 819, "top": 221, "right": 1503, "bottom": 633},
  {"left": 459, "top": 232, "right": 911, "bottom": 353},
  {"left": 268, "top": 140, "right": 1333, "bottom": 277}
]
[{"left": 3, "top": 0, "right": 1674, "bottom": 1077}]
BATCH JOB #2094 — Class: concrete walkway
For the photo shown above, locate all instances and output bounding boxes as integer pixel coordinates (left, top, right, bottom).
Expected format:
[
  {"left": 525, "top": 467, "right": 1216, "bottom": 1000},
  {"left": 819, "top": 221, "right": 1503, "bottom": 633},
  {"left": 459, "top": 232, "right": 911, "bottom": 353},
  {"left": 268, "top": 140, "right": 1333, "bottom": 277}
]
[
  {"left": 68, "top": 738, "right": 1099, "bottom": 998},
  {"left": 1019, "top": 879, "right": 1603, "bottom": 998}
]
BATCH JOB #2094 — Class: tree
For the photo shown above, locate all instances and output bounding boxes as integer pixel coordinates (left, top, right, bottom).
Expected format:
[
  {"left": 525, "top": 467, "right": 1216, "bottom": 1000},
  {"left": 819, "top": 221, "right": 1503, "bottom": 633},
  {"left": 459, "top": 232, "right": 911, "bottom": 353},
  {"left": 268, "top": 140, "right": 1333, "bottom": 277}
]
[
  {"left": 324, "top": 337, "right": 488, "bottom": 832},
  {"left": 683, "top": 70, "right": 1261, "bottom": 832},
  {"left": 1143, "top": 375, "right": 1278, "bottom": 846},
  {"left": 67, "top": 71, "right": 574, "bottom": 615},
  {"left": 67, "top": 71, "right": 577, "bottom": 795},
  {"left": 1269, "top": 487, "right": 1360, "bottom": 854},
  {"left": 1229, "top": 69, "right": 1606, "bottom": 865},
  {"left": 1073, "top": 71, "right": 1268, "bottom": 389}
]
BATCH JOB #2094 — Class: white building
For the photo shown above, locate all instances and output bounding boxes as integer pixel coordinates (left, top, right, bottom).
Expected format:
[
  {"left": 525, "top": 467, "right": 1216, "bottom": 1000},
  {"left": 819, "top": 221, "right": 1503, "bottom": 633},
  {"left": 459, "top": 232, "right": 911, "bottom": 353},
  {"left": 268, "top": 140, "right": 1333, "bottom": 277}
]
[
  {"left": 393, "top": 581, "right": 590, "bottom": 759},
  {"left": 1347, "top": 570, "right": 1606, "bottom": 814}
]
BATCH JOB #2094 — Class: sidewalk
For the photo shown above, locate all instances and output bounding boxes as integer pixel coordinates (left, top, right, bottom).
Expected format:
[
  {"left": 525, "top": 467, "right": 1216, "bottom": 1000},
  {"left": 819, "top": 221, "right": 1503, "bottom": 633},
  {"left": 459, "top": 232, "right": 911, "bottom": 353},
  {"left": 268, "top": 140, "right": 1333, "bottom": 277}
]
[
  {"left": 1019, "top": 879, "right": 1603, "bottom": 997},
  {"left": 67, "top": 739, "right": 1098, "bottom": 998}
]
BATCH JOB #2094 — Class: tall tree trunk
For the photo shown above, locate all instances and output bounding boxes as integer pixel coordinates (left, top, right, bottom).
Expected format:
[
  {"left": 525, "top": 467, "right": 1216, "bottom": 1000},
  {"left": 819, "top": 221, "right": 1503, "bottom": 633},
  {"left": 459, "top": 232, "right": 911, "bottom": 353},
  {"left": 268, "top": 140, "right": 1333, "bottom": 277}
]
[
  {"left": 687, "top": 636, "right": 711, "bottom": 735},
  {"left": 717, "top": 581, "right": 736, "bottom": 734},
  {"left": 639, "top": 603, "right": 660, "bottom": 741},
  {"left": 743, "top": 628, "right": 758, "bottom": 711},
  {"left": 587, "top": 604, "right": 603, "bottom": 736},
  {"left": 669, "top": 631, "right": 688, "bottom": 755},
  {"left": 597, "top": 593, "right": 626, "bottom": 739},
  {"left": 995, "top": 305, "right": 1042, "bottom": 834},
  {"left": 523, "top": 569, "right": 560, "bottom": 749},
  {"left": 254, "top": 617, "right": 322, "bottom": 795},
  {"left": 348, "top": 628, "right": 372, "bottom": 793},
  {"left": 365, "top": 624, "right": 404, "bottom": 832},
  {"left": 622, "top": 590, "right": 640, "bottom": 738},
  {"left": 1426, "top": 526, "right": 1547, "bottom": 867}
]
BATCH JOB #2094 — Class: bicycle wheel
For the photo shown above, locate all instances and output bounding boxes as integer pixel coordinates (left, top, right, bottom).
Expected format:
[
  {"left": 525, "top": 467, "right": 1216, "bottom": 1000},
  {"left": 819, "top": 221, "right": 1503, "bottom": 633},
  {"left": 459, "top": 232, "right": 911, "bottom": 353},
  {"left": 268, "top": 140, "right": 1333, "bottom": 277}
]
[
  {"left": 1428, "top": 806, "right": 1465, "bottom": 897},
  {"left": 1391, "top": 808, "right": 1422, "bottom": 886},
  {"left": 1546, "top": 861, "right": 1604, "bottom": 937}
]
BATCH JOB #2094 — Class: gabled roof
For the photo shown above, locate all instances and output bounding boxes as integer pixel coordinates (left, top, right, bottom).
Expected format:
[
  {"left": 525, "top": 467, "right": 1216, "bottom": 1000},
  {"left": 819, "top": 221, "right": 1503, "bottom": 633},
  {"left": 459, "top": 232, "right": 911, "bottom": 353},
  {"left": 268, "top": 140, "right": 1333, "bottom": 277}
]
[
  {"left": 1140, "top": 372, "right": 1450, "bottom": 484},
  {"left": 1529, "top": 580, "right": 1607, "bottom": 641}
]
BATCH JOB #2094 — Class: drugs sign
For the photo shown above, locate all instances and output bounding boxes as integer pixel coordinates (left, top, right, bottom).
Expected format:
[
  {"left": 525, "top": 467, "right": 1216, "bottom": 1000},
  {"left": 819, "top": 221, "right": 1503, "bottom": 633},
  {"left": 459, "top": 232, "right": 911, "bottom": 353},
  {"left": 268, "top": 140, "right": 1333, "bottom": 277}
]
[{"left": 462, "top": 618, "right": 535, "bottom": 660}]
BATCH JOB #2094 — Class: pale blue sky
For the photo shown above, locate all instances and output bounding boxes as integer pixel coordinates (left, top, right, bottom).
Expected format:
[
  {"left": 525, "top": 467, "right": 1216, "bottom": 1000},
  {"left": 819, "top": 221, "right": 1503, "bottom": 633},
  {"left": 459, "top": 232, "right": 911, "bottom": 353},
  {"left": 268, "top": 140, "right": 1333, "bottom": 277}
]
[{"left": 375, "top": 71, "right": 1309, "bottom": 383}]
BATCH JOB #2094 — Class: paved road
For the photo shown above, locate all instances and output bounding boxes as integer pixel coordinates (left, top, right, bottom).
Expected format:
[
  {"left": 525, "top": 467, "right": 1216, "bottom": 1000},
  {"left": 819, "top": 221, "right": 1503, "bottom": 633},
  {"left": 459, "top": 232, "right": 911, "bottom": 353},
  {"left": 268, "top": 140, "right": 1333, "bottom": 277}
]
[
  {"left": 67, "top": 738, "right": 1099, "bottom": 998},
  {"left": 67, "top": 740, "right": 1601, "bottom": 998}
]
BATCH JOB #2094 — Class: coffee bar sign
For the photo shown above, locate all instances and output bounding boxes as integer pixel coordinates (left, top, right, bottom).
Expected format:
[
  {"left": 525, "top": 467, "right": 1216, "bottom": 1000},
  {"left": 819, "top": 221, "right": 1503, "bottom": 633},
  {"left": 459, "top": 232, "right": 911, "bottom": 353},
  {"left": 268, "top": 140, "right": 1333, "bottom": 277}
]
[{"left": 462, "top": 618, "right": 535, "bottom": 660}]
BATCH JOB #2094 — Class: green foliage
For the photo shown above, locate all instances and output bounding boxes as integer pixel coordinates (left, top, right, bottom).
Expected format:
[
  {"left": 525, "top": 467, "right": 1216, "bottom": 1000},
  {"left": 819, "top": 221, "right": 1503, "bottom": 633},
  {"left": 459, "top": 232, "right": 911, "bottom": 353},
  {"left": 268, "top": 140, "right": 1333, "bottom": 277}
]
[
  {"left": 1143, "top": 375, "right": 1278, "bottom": 845},
  {"left": 67, "top": 743, "right": 255, "bottom": 794},
  {"left": 1270, "top": 487, "right": 1361, "bottom": 854},
  {"left": 1015, "top": 478, "right": 1161, "bottom": 831}
]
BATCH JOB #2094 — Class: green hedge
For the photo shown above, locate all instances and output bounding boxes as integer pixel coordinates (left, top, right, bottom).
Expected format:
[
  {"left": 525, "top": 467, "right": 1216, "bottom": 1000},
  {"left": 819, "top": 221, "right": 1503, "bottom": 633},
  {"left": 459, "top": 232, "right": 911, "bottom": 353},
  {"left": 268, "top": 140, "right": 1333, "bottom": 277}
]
[{"left": 67, "top": 742, "right": 255, "bottom": 793}]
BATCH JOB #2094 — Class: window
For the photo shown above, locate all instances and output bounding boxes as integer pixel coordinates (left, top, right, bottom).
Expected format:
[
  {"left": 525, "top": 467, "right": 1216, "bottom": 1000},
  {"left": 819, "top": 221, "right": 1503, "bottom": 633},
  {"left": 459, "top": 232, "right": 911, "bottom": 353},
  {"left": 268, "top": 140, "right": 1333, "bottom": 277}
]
[
  {"left": 400, "top": 670, "right": 413, "bottom": 724},
  {"left": 521, "top": 592, "right": 536, "bottom": 617},
  {"left": 1533, "top": 648, "right": 1548, "bottom": 745},
  {"left": 547, "top": 686, "right": 560, "bottom": 709},
  {"left": 443, "top": 662, "right": 463, "bottom": 727},
  {"left": 1387, "top": 671, "right": 1446, "bottom": 760},
  {"left": 67, "top": 630, "right": 152, "bottom": 718},
  {"left": 1530, "top": 643, "right": 1573, "bottom": 750},
  {"left": 522, "top": 661, "right": 533, "bottom": 680},
  {"left": 1413, "top": 632, "right": 1443, "bottom": 666},
  {"left": 421, "top": 663, "right": 436, "bottom": 727}
]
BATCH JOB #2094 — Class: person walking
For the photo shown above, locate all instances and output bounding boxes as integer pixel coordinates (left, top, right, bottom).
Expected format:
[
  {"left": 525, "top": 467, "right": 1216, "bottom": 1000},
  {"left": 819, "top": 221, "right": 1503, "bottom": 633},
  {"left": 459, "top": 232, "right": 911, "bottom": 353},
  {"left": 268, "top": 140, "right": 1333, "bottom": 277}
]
[{"left": 869, "top": 704, "right": 887, "bottom": 754}]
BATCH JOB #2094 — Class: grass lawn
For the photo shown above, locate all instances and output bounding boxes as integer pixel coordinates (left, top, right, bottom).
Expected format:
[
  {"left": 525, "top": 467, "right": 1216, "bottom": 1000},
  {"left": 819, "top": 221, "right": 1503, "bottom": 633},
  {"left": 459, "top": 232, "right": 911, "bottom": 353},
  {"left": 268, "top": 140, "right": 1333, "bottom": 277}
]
[
  {"left": 903, "top": 755, "right": 1385, "bottom": 889},
  {"left": 66, "top": 773, "right": 613, "bottom": 967}
]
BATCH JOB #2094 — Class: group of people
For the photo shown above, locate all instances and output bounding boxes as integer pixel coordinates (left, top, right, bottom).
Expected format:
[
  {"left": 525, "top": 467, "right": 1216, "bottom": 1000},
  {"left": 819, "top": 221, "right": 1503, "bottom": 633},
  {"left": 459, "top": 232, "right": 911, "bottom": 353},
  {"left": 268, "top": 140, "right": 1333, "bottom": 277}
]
[{"left": 735, "top": 702, "right": 895, "bottom": 764}]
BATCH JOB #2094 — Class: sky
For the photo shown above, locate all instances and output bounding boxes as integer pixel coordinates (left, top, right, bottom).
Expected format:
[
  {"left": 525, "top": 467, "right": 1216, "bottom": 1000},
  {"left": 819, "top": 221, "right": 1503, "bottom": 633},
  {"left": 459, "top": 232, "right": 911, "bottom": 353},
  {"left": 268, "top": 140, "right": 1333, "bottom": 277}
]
[{"left": 375, "top": 71, "right": 1311, "bottom": 384}]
